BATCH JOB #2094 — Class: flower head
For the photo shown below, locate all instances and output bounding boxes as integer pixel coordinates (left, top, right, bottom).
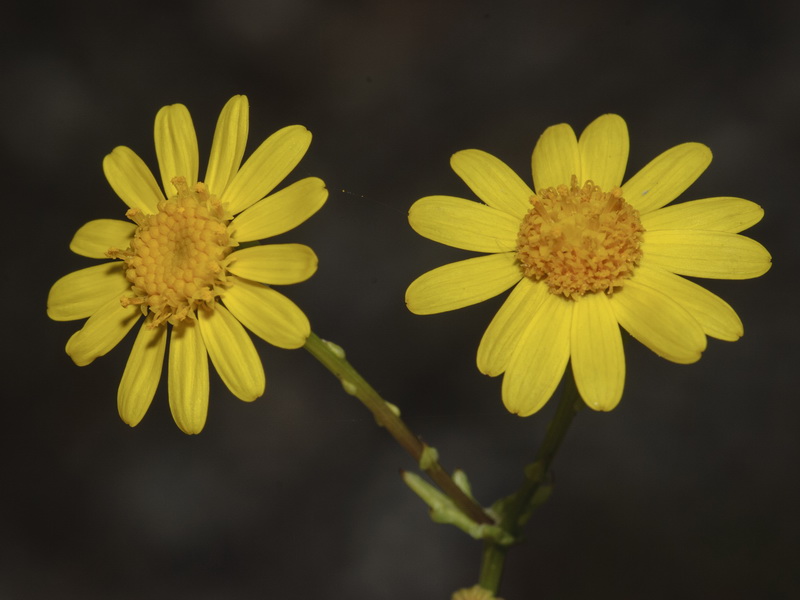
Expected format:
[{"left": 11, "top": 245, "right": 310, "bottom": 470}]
[
  {"left": 406, "top": 115, "right": 771, "bottom": 415},
  {"left": 48, "top": 95, "right": 327, "bottom": 433}
]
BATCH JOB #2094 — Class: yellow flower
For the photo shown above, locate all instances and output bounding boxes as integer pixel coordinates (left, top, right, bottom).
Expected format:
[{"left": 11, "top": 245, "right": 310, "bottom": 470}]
[
  {"left": 47, "top": 95, "right": 327, "bottom": 434},
  {"left": 451, "top": 585, "right": 503, "bottom": 600},
  {"left": 406, "top": 115, "right": 771, "bottom": 415}
]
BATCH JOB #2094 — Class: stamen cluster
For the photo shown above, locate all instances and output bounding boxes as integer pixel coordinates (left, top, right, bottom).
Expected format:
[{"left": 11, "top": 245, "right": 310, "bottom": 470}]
[
  {"left": 109, "top": 177, "right": 233, "bottom": 326},
  {"left": 516, "top": 176, "right": 644, "bottom": 299}
]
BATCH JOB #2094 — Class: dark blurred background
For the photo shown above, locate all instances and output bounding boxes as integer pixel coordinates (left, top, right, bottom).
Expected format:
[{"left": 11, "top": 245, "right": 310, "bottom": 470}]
[{"left": 2, "top": 0, "right": 798, "bottom": 598}]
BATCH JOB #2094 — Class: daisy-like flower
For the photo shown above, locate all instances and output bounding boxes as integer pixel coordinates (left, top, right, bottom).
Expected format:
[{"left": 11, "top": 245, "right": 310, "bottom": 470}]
[
  {"left": 47, "top": 95, "right": 327, "bottom": 433},
  {"left": 406, "top": 115, "right": 771, "bottom": 415}
]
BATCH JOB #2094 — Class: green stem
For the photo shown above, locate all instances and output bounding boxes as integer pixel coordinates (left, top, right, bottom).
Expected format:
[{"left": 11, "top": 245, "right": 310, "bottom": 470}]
[
  {"left": 304, "top": 331, "right": 494, "bottom": 525},
  {"left": 478, "top": 543, "right": 508, "bottom": 594},
  {"left": 478, "top": 364, "right": 584, "bottom": 593}
]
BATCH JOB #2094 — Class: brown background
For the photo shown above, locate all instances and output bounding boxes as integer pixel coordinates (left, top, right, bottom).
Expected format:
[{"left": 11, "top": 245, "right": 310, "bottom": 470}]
[{"left": 2, "top": 0, "right": 798, "bottom": 598}]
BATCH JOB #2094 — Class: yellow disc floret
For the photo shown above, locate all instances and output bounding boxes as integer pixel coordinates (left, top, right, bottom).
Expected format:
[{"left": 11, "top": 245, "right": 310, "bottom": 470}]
[
  {"left": 109, "top": 177, "right": 233, "bottom": 326},
  {"left": 516, "top": 176, "right": 644, "bottom": 299}
]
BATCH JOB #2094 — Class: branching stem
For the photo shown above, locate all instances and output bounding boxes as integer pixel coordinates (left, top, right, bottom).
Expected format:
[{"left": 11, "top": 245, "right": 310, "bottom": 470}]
[{"left": 304, "top": 331, "right": 494, "bottom": 525}]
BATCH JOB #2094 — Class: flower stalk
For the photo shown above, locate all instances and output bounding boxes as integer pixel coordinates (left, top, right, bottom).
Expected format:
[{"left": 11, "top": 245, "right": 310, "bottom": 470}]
[
  {"left": 304, "top": 331, "right": 494, "bottom": 525},
  {"left": 478, "top": 364, "right": 584, "bottom": 593}
]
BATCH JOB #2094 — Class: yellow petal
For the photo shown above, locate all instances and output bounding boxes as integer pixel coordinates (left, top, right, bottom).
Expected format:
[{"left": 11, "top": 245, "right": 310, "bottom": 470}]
[
  {"left": 230, "top": 177, "right": 328, "bottom": 242},
  {"left": 640, "top": 197, "right": 764, "bottom": 233},
  {"left": 477, "top": 278, "right": 547, "bottom": 376},
  {"left": 154, "top": 103, "right": 199, "bottom": 194},
  {"left": 70, "top": 219, "right": 136, "bottom": 259},
  {"left": 450, "top": 149, "right": 533, "bottom": 220},
  {"left": 102, "top": 146, "right": 164, "bottom": 213},
  {"left": 222, "top": 277, "right": 310, "bottom": 349},
  {"left": 570, "top": 292, "right": 624, "bottom": 411},
  {"left": 227, "top": 244, "right": 318, "bottom": 285},
  {"left": 610, "top": 279, "right": 706, "bottom": 364},
  {"left": 406, "top": 253, "right": 522, "bottom": 315},
  {"left": 643, "top": 230, "right": 772, "bottom": 279},
  {"left": 65, "top": 296, "right": 140, "bottom": 366},
  {"left": 621, "top": 142, "right": 712, "bottom": 215},
  {"left": 221, "top": 125, "right": 312, "bottom": 215},
  {"left": 47, "top": 263, "right": 129, "bottom": 321},
  {"left": 502, "top": 292, "right": 572, "bottom": 416},
  {"left": 578, "top": 114, "right": 629, "bottom": 190},
  {"left": 118, "top": 319, "right": 166, "bottom": 427},
  {"left": 198, "top": 304, "right": 265, "bottom": 402},
  {"left": 205, "top": 95, "right": 249, "bottom": 196},
  {"left": 531, "top": 123, "right": 580, "bottom": 191},
  {"left": 168, "top": 319, "right": 209, "bottom": 434},
  {"left": 632, "top": 263, "right": 743, "bottom": 341},
  {"left": 408, "top": 195, "right": 520, "bottom": 253}
]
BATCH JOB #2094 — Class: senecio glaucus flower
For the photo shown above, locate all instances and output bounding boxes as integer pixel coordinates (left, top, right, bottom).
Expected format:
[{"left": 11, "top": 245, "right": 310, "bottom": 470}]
[
  {"left": 407, "top": 114, "right": 771, "bottom": 415},
  {"left": 48, "top": 96, "right": 327, "bottom": 433}
]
